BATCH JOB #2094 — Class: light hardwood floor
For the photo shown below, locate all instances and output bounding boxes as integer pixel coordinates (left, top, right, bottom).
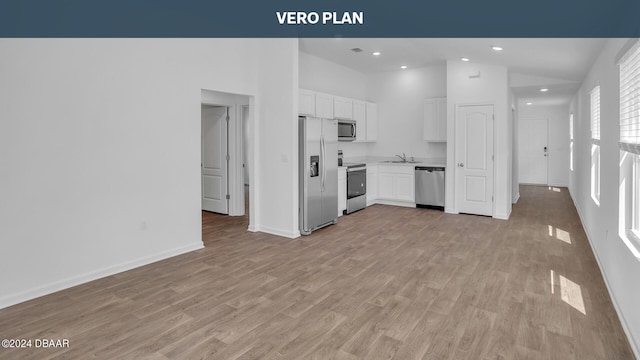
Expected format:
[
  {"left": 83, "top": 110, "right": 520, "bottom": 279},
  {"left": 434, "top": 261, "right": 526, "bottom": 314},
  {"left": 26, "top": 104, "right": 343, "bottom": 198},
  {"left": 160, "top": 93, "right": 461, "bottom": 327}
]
[{"left": 0, "top": 185, "right": 634, "bottom": 359}]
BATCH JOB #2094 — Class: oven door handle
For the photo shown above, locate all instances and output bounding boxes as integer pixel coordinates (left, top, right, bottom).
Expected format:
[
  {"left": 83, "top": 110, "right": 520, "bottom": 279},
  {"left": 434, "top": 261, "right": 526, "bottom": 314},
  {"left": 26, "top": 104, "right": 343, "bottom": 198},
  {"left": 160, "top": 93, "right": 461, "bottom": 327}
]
[{"left": 347, "top": 166, "right": 366, "bottom": 172}]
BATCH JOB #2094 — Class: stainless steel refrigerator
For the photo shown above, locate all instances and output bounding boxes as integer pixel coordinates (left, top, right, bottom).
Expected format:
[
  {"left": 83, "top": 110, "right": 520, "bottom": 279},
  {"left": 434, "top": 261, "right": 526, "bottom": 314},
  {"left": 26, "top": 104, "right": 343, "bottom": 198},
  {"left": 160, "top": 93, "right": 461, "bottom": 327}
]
[{"left": 299, "top": 116, "right": 338, "bottom": 235}]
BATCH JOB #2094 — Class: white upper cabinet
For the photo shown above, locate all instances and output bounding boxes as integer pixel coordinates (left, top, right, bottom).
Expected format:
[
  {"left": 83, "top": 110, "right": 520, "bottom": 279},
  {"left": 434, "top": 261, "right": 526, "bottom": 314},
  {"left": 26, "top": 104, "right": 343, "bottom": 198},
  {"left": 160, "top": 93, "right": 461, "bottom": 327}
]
[
  {"left": 352, "top": 100, "right": 367, "bottom": 142},
  {"left": 333, "top": 96, "right": 353, "bottom": 120},
  {"left": 298, "top": 90, "right": 377, "bottom": 142},
  {"left": 423, "top": 97, "right": 447, "bottom": 142},
  {"left": 366, "top": 102, "right": 378, "bottom": 142},
  {"left": 315, "top": 92, "right": 334, "bottom": 119},
  {"left": 299, "top": 89, "right": 316, "bottom": 117}
]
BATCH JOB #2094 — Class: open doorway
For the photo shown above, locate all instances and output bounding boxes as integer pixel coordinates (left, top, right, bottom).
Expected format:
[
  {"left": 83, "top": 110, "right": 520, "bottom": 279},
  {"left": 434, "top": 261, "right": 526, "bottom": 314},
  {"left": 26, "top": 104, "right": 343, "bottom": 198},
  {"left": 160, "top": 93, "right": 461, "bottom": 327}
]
[{"left": 201, "top": 89, "right": 254, "bottom": 230}]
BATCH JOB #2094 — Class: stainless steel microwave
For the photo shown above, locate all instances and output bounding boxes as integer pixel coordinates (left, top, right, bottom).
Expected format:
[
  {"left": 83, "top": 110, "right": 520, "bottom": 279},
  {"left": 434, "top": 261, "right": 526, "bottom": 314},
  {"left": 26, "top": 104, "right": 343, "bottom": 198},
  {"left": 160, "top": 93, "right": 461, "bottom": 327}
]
[{"left": 338, "top": 119, "right": 356, "bottom": 141}]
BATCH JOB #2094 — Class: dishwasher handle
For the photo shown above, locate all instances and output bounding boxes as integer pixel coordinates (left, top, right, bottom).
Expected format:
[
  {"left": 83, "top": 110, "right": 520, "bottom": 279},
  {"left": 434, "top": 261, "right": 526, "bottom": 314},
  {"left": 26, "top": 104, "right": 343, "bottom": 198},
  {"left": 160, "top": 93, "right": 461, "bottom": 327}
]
[{"left": 415, "top": 166, "right": 445, "bottom": 172}]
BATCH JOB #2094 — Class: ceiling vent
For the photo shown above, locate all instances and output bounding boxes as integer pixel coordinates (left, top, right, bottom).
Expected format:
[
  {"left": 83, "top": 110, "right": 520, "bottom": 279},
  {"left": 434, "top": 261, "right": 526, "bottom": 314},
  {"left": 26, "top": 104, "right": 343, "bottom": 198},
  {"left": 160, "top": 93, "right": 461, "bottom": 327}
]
[{"left": 350, "top": 48, "right": 364, "bottom": 53}]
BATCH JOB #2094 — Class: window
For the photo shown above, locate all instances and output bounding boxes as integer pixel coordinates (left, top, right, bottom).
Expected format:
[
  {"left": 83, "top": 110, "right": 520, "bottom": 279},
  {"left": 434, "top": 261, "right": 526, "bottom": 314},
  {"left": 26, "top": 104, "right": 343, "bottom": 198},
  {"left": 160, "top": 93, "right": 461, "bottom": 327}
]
[
  {"left": 590, "top": 86, "right": 601, "bottom": 204},
  {"left": 619, "top": 40, "right": 640, "bottom": 255},
  {"left": 570, "top": 113, "right": 574, "bottom": 171},
  {"left": 633, "top": 155, "right": 640, "bottom": 237}
]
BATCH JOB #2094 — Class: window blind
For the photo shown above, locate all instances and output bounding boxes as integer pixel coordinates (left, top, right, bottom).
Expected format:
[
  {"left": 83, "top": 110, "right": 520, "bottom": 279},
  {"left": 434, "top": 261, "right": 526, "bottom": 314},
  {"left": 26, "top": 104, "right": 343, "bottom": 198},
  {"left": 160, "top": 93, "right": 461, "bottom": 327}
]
[
  {"left": 590, "top": 86, "right": 601, "bottom": 142},
  {"left": 620, "top": 40, "right": 640, "bottom": 155}
]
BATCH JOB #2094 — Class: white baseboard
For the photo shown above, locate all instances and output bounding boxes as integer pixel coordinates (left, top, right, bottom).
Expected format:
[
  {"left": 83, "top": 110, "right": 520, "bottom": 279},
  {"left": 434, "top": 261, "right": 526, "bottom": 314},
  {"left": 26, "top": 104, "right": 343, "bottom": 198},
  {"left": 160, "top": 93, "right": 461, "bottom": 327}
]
[
  {"left": 570, "top": 193, "right": 640, "bottom": 359},
  {"left": 374, "top": 200, "right": 416, "bottom": 208},
  {"left": 513, "top": 192, "right": 520, "bottom": 204},
  {"left": 247, "top": 224, "right": 258, "bottom": 232},
  {"left": 0, "top": 242, "right": 204, "bottom": 310},
  {"left": 258, "top": 226, "right": 300, "bottom": 239}
]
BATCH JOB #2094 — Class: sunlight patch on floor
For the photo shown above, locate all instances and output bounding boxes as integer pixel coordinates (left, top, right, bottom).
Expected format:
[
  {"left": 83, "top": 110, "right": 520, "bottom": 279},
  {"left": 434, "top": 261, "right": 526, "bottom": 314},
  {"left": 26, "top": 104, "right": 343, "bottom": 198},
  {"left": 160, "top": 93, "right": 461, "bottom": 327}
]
[
  {"left": 548, "top": 186, "right": 562, "bottom": 192},
  {"left": 548, "top": 225, "right": 572, "bottom": 244},
  {"left": 560, "top": 274, "right": 586, "bottom": 315}
]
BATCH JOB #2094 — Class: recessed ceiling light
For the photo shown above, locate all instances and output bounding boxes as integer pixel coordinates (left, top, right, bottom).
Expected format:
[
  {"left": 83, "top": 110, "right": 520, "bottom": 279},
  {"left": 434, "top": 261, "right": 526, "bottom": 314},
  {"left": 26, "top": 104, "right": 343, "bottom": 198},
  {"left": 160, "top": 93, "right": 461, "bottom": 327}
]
[
  {"left": 540, "top": 88, "right": 549, "bottom": 92},
  {"left": 400, "top": 65, "right": 407, "bottom": 69},
  {"left": 526, "top": 102, "right": 533, "bottom": 105},
  {"left": 372, "top": 51, "right": 381, "bottom": 56},
  {"left": 491, "top": 46, "right": 503, "bottom": 51},
  {"left": 460, "top": 57, "right": 470, "bottom": 62}
]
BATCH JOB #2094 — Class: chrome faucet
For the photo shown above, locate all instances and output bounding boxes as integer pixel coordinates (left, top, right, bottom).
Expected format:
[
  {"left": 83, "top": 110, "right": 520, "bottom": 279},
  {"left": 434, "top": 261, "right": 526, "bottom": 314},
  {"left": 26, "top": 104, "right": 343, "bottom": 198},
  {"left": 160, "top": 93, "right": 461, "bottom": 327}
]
[{"left": 395, "top": 153, "right": 407, "bottom": 162}]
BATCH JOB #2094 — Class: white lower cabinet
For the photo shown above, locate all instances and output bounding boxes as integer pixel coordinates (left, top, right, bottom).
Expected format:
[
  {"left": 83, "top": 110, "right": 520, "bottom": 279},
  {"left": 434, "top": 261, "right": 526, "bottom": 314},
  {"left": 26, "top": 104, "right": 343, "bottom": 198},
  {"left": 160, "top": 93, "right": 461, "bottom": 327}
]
[
  {"left": 376, "top": 165, "right": 415, "bottom": 205},
  {"left": 366, "top": 165, "right": 378, "bottom": 205},
  {"left": 338, "top": 167, "right": 347, "bottom": 216}
]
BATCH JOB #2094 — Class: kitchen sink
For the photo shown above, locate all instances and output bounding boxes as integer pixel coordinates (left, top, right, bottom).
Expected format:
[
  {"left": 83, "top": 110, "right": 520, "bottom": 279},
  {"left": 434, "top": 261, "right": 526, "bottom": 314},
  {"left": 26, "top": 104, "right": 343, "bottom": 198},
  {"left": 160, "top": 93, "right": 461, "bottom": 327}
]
[{"left": 380, "top": 160, "right": 420, "bottom": 164}]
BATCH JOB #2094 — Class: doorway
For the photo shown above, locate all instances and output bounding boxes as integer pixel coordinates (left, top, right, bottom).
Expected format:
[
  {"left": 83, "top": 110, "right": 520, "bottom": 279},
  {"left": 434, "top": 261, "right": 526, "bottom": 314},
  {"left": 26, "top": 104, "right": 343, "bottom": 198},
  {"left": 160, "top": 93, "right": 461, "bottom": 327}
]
[
  {"left": 200, "top": 89, "right": 253, "bottom": 227},
  {"left": 455, "top": 104, "right": 495, "bottom": 216},
  {"left": 518, "top": 118, "right": 548, "bottom": 185}
]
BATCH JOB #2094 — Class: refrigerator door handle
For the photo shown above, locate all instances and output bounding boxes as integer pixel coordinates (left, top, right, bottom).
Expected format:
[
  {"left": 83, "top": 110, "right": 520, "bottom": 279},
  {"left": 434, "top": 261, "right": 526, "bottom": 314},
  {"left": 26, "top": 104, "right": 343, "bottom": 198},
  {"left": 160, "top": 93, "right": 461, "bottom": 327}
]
[{"left": 320, "top": 135, "right": 325, "bottom": 192}]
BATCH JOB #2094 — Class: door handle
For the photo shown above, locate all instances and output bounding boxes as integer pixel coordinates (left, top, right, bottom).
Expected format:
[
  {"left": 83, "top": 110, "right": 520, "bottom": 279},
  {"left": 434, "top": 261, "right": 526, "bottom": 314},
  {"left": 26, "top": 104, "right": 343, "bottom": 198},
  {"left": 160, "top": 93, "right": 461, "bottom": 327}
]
[
  {"left": 458, "top": 163, "right": 464, "bottom": 167},
  {"left": 321, "top": 136, "right": 326, "bottom": 191}
]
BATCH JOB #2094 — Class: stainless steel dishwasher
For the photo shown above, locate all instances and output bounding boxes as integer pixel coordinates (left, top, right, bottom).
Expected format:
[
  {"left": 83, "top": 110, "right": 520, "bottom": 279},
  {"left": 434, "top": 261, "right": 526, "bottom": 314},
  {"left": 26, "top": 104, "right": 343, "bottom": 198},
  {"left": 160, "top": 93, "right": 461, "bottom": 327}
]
[{"left": 415, "top": 166, "right": 445, "bottom": 209}]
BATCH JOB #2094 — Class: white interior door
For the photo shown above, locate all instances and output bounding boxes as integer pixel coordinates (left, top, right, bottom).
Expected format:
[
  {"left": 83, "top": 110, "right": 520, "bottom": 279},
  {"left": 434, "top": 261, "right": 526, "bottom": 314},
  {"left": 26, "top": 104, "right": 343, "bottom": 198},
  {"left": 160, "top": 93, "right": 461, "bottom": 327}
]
[
  {"left": 455, "top": 105, "right": 494, "bottom": 216},
  {"left": 202, "top": 106, "right": 228, "bottom": 214},
  {"left": 518, "top": 118, "right": 548, "bottom": 185}
]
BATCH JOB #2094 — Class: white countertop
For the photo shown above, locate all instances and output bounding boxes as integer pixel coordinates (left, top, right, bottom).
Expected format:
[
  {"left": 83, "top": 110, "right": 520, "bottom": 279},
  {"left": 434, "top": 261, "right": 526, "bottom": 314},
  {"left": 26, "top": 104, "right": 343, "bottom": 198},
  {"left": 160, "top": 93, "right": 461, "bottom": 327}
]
[{"left": 343, "top": 156, "right": 446, "bottom": 168}]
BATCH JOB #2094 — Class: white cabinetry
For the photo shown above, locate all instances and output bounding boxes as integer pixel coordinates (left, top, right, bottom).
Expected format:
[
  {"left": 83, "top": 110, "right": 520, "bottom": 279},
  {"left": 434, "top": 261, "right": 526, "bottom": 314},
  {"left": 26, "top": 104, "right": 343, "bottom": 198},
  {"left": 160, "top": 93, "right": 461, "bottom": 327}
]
[
  {"left": 299, "top": 89, "right": 316, "bottom": 116},
  {"left": 366, "top": 165, "right": 378, "bottom": 205},
  {"left": 376, "top": 165, "right": 415, "bottom": 206},
  {"left": 338, "top": 167, "right": 347, "bottom": 216},
  {"left": 334, "top": 97, "right": 353, "bottom": 120},
  {"left": 366, "top": 102, "right": 378, "bottom": 142},
  {"left": 353, "top": 100, "right": 378, "bottom": 143},
  {"left": 297, "top": 90, "right": 376, "bottom": 142},
  {"left": 353, "top": 100, "right": 367, "bottom": 142},
  {"left": 315, "top": 92, "right": 334, "bottom": 119},
  {"left": 423, "top": 97, "right": 447, "bottom": 142}
]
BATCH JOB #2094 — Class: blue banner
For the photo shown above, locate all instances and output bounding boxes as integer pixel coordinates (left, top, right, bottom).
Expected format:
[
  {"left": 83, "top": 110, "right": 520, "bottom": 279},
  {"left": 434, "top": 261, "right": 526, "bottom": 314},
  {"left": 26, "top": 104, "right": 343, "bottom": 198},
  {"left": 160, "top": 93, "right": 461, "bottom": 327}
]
[{"left": 0, "top": 0, "right": 639, "bottom": 37}]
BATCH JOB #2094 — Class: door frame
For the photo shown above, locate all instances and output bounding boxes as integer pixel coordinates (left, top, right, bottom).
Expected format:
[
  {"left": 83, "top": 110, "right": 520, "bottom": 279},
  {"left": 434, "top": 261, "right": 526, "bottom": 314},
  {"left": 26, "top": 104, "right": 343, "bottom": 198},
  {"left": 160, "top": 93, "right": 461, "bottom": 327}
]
[
  {"left": 201, "top": 101, "right": 249, "bottom": 217},
  {"left": 453, "top": 102, "right": 497, "bottom": 217}
]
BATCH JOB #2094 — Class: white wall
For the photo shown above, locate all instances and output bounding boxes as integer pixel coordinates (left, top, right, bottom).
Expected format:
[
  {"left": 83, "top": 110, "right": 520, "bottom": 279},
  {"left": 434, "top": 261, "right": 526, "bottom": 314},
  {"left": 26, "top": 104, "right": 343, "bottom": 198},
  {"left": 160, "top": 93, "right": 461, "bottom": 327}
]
[
  {"left": 446, "top": 61, "right": 511, "bottom": 219},
  {"left": 365, "top": 65, "right": 447, "bottom": 159},
  {"left": 517, "top": 104, "right": 570, "bottom": 187},
  {"left": 569, "top": 38, "right": 640, "bottom": 357},
  {"left": 298, "top": 51, "right": 366, "bottom": 99},
  {"left": 0, "top": 38, "right": 299, "bottom": 308}
]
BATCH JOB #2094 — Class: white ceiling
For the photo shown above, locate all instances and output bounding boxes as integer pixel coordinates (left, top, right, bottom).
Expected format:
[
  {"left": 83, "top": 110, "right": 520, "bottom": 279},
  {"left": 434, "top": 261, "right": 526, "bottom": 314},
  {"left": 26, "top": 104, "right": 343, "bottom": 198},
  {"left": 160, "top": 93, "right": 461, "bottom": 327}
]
[{"left": 299, "top": 38, "right": 607, "bottom": 105}]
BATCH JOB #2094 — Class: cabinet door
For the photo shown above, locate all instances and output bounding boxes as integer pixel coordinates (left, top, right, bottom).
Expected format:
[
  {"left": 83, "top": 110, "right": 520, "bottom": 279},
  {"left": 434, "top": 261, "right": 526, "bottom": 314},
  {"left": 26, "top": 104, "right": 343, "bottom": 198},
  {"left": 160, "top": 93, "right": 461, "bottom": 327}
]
[
  {"left": 378, "top": 172, "right": 395, "bottom": 199},
  {"left": 424, "top": 97, "right": 446, "bottom": 142},
  {"left": 366, "top": 102, "right": 378, "bottom": 142},
  {"left": 299, "top": 89, "right": 316, "bottom": 116},
  {"left": 436, "top": 98, "right": 447, "bottom": 141},
  {"left": 353, "top": 100, "right": 367, "bottom": 142},
  {"left": 315, "top": 93, "right": 334, "bottom": 119},
  {"left": 394, "top": 173, "right": 415, "bottom": 202},
  {"left": 334, "top": 97, "right": 353, "bottom": 120},
  {"left": 366, "top": 166, "right": 378, "bottom": 204},
  {"left": 423, "top": 99, "right": 438, "bottom": 141}
]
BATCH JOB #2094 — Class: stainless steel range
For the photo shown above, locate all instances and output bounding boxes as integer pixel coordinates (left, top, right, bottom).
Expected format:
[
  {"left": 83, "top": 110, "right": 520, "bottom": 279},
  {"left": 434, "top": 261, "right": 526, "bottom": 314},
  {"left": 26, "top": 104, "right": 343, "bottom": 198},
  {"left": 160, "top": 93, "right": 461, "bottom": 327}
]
[{"left": 343, "top": 162, "right": 366, "bottom": 214}]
